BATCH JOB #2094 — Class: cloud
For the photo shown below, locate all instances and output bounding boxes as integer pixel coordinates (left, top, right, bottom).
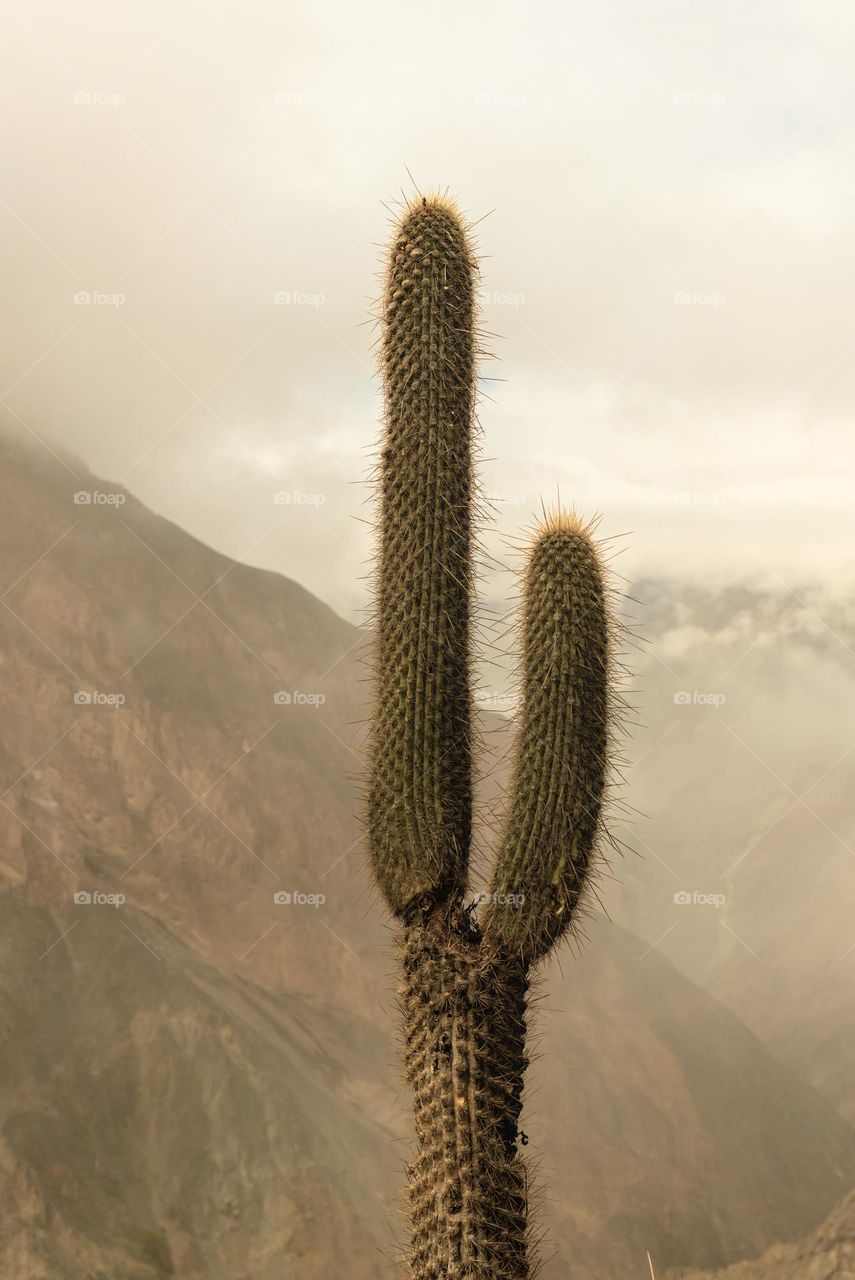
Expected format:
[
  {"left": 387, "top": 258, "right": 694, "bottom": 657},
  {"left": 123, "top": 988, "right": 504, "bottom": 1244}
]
[{"left": 3, "top": 0, "right": 855, "bottom": 615}]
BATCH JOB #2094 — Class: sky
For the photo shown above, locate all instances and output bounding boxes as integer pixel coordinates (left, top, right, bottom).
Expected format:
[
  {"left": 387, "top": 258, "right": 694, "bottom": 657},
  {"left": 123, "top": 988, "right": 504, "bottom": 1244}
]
[{"left": 2, "top": 0, "right": 855, "bottom": 620}]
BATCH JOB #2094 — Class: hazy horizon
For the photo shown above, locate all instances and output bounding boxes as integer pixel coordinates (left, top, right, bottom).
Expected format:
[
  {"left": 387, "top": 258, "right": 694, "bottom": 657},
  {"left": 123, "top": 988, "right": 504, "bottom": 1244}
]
[{"left": 4, "top": 0, "right": 855, "bottom": 622}]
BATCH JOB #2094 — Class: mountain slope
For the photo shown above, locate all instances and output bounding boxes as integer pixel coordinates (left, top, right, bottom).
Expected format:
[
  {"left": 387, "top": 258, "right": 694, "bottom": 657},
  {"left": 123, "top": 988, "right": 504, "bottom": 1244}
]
[
  {"left": 682, "top": 1189, "right": 855, "bottom": 1280},
  {"left": 0, "top": 892, "right": 399, "bottom": 1280},
  {"left": 1, "top": 426, "right": 853, "bottom": 1278},
  {"left": 533, "top": 919, "right": 854, "bottom": 1275},
  {"left": 598, "top": 579, "right": 855, "bottom": 1124}
]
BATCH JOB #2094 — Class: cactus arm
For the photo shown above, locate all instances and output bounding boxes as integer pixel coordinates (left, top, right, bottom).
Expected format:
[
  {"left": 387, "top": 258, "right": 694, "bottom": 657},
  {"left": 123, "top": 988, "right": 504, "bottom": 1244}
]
[
  {"left": 483, "top": 515, "right": 610, "bottom": 963},
  {"left": 368, "top": 196, "right": 478, "bottom": 920}
]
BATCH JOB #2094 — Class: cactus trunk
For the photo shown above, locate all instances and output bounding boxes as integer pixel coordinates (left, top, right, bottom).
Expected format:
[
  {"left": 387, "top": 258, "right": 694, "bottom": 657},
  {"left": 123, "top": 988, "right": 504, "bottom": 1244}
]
[
  {"left": 402, "top": 910, "right": 530, "bottom": 1278},
  {"left": 367, "top": 193, "right": 614, "bottom": 1278}
]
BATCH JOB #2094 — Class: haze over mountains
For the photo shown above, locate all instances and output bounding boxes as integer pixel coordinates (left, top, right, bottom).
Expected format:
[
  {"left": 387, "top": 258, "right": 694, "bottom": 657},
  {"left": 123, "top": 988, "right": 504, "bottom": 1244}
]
[
  {"left": 1, "top": 426, "right": 853, "bottom": 1278},
  {"left": 684, "top": 1189, "right": 855, "bottom": 1280},
  {"left": 602, "top": 576, "right": 855, "bottom": 1124}
]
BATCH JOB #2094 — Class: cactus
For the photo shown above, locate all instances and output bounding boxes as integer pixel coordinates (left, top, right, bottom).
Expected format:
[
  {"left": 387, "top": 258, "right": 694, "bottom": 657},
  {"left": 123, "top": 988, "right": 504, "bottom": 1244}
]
[{"left": 367, "top": 193, "right": 615, "bottom": 1279}]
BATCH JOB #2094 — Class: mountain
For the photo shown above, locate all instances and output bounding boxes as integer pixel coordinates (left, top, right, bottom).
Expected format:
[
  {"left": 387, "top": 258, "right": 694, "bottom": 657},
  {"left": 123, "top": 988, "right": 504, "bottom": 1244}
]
[
  {"left": 0, "top": 892, "right": 399, "bottom": 1280},
  {"left": 681, "top": 1188, "right": 855, "bottom": 1279},
  {"left": 525, "top": 918, "right": 854, "bottom": 1277},
  {"left": 1, "top": 425, "right": 853, "bottom": 1278},
  {"left": 594, "top": 578, "right": 855, "bottom": 1125}
]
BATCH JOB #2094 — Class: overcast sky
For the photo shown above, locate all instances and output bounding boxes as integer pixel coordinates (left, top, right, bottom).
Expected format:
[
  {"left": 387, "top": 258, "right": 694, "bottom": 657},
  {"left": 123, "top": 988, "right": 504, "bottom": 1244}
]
[{"left": 3, "top": 0, "right": 855, "bottom": 620}]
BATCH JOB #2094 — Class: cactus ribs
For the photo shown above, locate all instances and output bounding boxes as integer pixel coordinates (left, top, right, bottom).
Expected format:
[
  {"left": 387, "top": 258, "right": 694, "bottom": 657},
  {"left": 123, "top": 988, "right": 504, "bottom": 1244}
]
[{"left": 367, "top": 194, "right": 616, "bottom": 1279}]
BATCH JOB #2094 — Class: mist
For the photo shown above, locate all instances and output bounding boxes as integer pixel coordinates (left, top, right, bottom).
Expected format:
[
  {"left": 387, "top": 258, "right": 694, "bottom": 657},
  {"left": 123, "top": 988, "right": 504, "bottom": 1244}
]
[{"left": 3, "top": 0, "right": 855, "bottom": 619}]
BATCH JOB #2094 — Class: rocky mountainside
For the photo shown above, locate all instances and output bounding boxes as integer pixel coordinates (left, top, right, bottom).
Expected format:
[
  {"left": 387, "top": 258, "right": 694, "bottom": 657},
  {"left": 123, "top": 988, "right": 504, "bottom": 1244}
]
[
  {"left": 0, "top": 893, "right": 399, "bottom": 1280},
  {"left": 1, "top": 426, "right": 853, "bottom": 1278},
  {"left": 680, "top": 1189, "right": 855, "bottom": 1279}
]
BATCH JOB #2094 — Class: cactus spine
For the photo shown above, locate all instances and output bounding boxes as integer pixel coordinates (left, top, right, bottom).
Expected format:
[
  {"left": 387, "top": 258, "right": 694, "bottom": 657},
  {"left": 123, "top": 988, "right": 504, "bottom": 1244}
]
[{"left": 368, "top": 194, "right": 613, "bottom": 1279}]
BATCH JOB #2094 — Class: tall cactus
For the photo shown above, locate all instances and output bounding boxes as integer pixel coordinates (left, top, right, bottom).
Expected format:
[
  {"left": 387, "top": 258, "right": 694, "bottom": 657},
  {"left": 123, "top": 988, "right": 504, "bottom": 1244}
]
[{"left": 367, "top": 193, "right": 614, "bottom": 1279}]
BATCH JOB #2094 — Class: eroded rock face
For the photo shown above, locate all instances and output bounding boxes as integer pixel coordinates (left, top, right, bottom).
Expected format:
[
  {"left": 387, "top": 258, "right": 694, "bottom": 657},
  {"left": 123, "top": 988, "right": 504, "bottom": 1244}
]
[
  {"left": 0, "top": 894, "right": 400, "bottom": 1280},
  {"left": 1, "top": 429, "right": 853, "bottom": 1278},
  {"left": 682, "top": 1189, "right": 855, "bottom": 1280}
]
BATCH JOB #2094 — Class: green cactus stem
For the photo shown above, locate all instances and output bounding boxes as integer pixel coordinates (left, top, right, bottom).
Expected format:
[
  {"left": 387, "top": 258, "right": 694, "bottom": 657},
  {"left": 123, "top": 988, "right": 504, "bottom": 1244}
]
[
  {"left": 367, "top": 195, "right": 477, "bottom": 920},
  {"left": 366, "top": 193, "right": 615, "bottom": 1279},
  {"left": 483, "top": 513, "right": 610, "bottom": 963}
]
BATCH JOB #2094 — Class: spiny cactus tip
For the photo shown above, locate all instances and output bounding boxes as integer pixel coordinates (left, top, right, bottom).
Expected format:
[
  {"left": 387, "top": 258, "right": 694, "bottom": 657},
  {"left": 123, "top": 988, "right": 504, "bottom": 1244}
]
[
  {"left": 532, "top": 506, "right": 599, "bottom": 541},
  {"left": 395, "top": 189, "right": 471, "bottom": 230}
]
